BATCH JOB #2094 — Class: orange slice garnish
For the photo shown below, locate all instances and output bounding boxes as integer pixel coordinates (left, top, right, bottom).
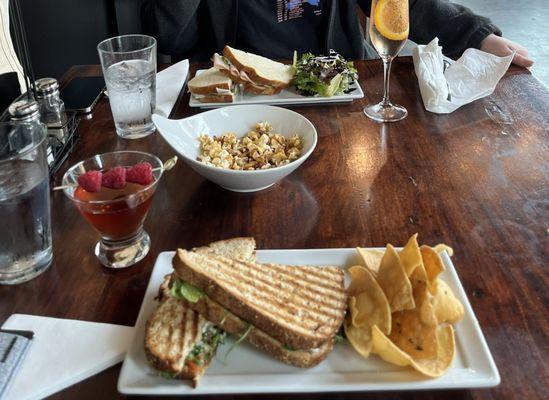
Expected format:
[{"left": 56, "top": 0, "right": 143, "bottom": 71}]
[{"left": 374, "top": 0, "right": 409, "bottom": 41}]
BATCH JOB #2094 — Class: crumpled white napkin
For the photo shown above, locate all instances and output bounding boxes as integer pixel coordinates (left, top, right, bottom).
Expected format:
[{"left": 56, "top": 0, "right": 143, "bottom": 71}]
[
  {"left": 412, "top": 37, "right": 514, "bottom": 114},
  {"left": 1, "top": 314, "right": 134, "bottom": 400},
  {"left": 155, "top": 59, "right": 189, "bottom": 117}
]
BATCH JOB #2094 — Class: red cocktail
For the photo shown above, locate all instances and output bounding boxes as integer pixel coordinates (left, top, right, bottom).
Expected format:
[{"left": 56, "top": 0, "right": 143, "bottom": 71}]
[{"left": 62, "top": 151, "right": 163, "bottom": 268}]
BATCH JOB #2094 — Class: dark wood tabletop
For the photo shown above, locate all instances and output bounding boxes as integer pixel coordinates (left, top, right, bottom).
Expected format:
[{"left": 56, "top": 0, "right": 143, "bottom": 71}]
[{"left": 1, "top": 58, "right": 547, "bottom": 400}]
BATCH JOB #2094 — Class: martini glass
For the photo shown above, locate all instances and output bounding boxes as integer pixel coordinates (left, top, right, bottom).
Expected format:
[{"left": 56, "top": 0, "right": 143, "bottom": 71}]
[{"left": 62, "top": 151, "right": 162, "bottom": 268}]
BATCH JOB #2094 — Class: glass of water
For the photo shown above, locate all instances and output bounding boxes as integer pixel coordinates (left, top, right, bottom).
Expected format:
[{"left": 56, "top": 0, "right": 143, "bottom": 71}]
[
  {"left": 0, "top": 121, "right": 52, "bottom": 284},
  {"left": 97, "top": 34, "right": 157, "bottom": 139}
]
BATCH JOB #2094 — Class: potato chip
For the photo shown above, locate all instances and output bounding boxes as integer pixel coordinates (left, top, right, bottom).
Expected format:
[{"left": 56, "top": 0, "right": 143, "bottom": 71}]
[
  {"left": 431, "top": 279, "right": 464, "bottom": 324},
  {"left": 433, "top": 243, "right": 454, "bottom": 257},
  {"left": 420, "top": 245, "right": 445, "bottom": 292},
  {"left": 344, "top": 266, "right": 392, "bottom": 358},
  {"left": 345, "top": 321, "right": 375, "bottom": 358},
  {"left": 372, "top": 324, "right": 455, "bottom": 377},
  {"left": 389, "top": 264, "right": 438, "bottom": 359},
  {"left": 347, "top": 266, "right": 391, "bottom": 333},
  {"left": 356, "top": 247, "right": 385, "bottom": 275},
  {"left": 399, "top": 233, "right": 423, "bottom": 276},
  {"left": 376, "top": 244, "right": 414, "bottom": 312}
]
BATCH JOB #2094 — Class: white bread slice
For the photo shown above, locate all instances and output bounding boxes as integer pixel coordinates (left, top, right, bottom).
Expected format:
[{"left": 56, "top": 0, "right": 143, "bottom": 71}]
[
  {"left": 223, "top": 46, "right": 294, "bottom": 89},
  {"left": 188, "top": 67, "right": 232, "bottom": 95}
]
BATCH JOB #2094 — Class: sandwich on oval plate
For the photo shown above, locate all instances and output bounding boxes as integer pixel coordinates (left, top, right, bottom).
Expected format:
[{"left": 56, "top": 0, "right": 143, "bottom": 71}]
[{"left": 187, "top": 67, "right": 236, "bottom": 103}]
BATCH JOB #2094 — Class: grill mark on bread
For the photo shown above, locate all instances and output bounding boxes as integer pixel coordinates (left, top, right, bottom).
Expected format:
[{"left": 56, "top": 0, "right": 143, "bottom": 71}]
[
  {"left": 217, "top": 255, "right": 346, "bottom": 300},
  {"left": 208, "top": 252, "right": 345, "bottom": 294},
  {"left": 184, "top": 253, "right": 345, "bottom": 329},
  {"left": 173, "top": 249, "right": 347, "bottom": 348},
  {"left": 185, "top": 252, "right": 346, "bottom": 318},
  {"left": 207, "top": 259, "right": 346, "bottom": 323}
]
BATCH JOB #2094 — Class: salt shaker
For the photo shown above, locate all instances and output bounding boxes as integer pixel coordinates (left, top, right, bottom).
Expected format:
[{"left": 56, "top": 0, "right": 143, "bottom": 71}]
[
  {"left": 35, "top": 78, "right": 67, "bottom": 128},
  {"left": 8, "top": 99, "right": 41, "bottom": 123},
  {"left": 8, "top": 98, "right": 55, "bottom": 166}
]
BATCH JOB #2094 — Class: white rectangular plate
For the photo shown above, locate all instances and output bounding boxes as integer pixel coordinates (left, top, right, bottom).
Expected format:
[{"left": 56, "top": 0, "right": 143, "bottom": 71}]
[
  {"left": 118, "top": 248, "right": 499, "bottom": 395},
  {"left": 188, "top": 69, "right": 364, "bottom": 109}
]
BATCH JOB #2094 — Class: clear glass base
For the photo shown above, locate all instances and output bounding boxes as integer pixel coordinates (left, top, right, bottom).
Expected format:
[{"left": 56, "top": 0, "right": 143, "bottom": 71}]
[
  {"left": 115, "top": 122, "right": 156, "bottom": 140},
  {"left": 364, "top": 102, "right": 408, "bottom": 123},
  {"left": 0, "top": 247, "right": 52, "bottom": 285},
  {"left": 95, "top": 229, "right": 151, "bottom": 268}
]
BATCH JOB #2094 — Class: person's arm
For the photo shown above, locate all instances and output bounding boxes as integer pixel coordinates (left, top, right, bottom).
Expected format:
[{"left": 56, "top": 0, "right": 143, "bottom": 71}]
[
  {"left": 141, "top": 0, "right": 201, "bottom": 57},
  {"left": 357, "top": 0, "right": 533, "bottom": 67},
  {"left": 408, "top": 0, "right": 499, "bottom": 56}
]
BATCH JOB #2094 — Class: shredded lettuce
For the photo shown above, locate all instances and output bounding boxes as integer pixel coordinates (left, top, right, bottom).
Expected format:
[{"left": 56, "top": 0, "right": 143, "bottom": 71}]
[
  {"left": 224, "top": 324, "right": 253, "bottom": 362},
  {"left": 171, "top": 279, "right": 205, "bottom": 303},
  {"left": 293, "top": 50, "right": 358, "bottom": 97}
]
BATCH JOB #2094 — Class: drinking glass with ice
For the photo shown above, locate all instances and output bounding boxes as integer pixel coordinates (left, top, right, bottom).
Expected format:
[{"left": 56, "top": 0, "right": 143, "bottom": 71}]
[{"left": 98, "top": 35, "right": 157, "bottom": 139}]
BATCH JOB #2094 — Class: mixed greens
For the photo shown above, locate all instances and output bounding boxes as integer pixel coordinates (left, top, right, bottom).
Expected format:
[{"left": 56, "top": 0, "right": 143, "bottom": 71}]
[{"left": 292, "top": 50, "right": 358, "bottom": 97}]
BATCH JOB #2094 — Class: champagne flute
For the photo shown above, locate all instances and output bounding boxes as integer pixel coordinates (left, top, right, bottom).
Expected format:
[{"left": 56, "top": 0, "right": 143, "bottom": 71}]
[{"left": 364, "top": 0, "right": 409, "bottom": 122}]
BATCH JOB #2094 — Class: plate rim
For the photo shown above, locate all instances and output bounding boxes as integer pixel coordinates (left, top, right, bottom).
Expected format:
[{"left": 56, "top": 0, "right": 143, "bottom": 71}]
[{"left": 118, "top": 248, "right": 500, "bottom": 395}]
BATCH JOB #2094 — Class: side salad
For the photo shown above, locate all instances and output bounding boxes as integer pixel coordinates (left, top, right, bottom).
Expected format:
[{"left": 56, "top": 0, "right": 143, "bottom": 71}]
[{"left": 292, "top": 50, "right": 358, "bottom": 97}]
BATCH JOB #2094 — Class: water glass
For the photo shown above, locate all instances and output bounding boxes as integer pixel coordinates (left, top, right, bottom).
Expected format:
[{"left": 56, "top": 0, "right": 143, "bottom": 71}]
[
  {"left": 0, "top": 122, "right": 52, "bottom": 284},
  {"left": 98, "top": 34, "right": 157, "bottom": 139}
]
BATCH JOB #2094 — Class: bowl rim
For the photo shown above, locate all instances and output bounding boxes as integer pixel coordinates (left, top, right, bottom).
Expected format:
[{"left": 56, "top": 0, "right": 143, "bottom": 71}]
[
  {"left": 61, "top": 150, "right": 163, "bottom": 205},
  {"left": 158, "top": 105, "right": 318, "bottom": 175}
]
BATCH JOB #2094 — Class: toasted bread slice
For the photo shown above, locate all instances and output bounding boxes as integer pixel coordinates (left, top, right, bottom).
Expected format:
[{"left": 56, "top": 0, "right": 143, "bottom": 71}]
[
  {"left": 173, "top": 250, "right": 347, "bottom": 350},
  {"left": 222, "top": 46, "right": 294, "bottom": 89},
  {"left": 145, "top": 297, "right": 224, "bottom": 387},
  {"left": 188, "top": 67, "right": 232, "bottom": 95}
]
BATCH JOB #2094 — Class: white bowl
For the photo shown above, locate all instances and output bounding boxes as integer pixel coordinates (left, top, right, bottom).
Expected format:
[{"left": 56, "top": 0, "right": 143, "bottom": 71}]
[{"left": 153, "top": 105, "right": 317, "bottom": 192}]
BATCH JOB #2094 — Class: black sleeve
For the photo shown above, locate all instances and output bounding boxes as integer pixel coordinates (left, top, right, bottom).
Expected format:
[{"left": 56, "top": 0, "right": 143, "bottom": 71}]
[
  {"left": 409, "top": 0, "right": 501, "bottom": 55},
  {"left": 357, "top": 0, "right": 501, "bottom": 56},
  {"left": 141, "top": 0, "right": 202, "bottom": 56}
]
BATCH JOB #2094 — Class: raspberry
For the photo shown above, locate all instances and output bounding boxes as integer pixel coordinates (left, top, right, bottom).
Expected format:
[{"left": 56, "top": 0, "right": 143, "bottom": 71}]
[
  {"left": 126, "top": 162, "right": 154, "bottom": 185},
  {"left": 77, "top": 170, "right": 102, "bottom": 192},
  {"left": 101, "top": 166, "right": 126, "bottom": 189}
]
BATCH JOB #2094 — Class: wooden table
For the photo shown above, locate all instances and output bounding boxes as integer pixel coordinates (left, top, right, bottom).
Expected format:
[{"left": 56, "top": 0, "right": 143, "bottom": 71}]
[{"left": 1, "top": 59, "right": 547, "bottom": 399}]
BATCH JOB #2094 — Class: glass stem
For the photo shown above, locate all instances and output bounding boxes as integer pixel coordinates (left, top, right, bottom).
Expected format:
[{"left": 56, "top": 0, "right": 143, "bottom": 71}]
[{"left": 381, "top": 56, "right": 393, "bottom": 107}]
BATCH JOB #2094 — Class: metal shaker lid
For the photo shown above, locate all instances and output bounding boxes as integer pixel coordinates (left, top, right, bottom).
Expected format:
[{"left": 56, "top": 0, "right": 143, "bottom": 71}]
[
  {"left": 8, "top": 99, "right": 40, "bottom": 120},
  {"left": 35, "top": 77, "right": 59, "bottom": 96}
]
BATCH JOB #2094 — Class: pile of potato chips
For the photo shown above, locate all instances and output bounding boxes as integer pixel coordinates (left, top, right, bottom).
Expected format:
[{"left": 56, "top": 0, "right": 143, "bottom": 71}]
[{"left": 345, "top": 234, "right": 464, "bottom": 377}]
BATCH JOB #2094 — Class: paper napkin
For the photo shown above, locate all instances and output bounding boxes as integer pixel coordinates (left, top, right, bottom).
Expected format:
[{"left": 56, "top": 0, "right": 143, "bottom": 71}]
[
  {"left": 1, "top": 314, "right": 134, "bottom": 400},
  {"left": 412, "top": 37, "right": 513, "bottom": 114},
  {"left": 155, "top": 59, "right": 189, "bottom": 117}
]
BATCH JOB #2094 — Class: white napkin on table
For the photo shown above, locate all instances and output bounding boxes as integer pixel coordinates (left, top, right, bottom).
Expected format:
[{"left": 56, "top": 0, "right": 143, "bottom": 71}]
[
  {"left": 155, "top": 59, "right": 189, "bottom": 117},
  {"left": 1, "top": 314, "right": 134, "bottom": 400},
  {"left": 412, "top": 37, "right": 514, "bottom": 114}
]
